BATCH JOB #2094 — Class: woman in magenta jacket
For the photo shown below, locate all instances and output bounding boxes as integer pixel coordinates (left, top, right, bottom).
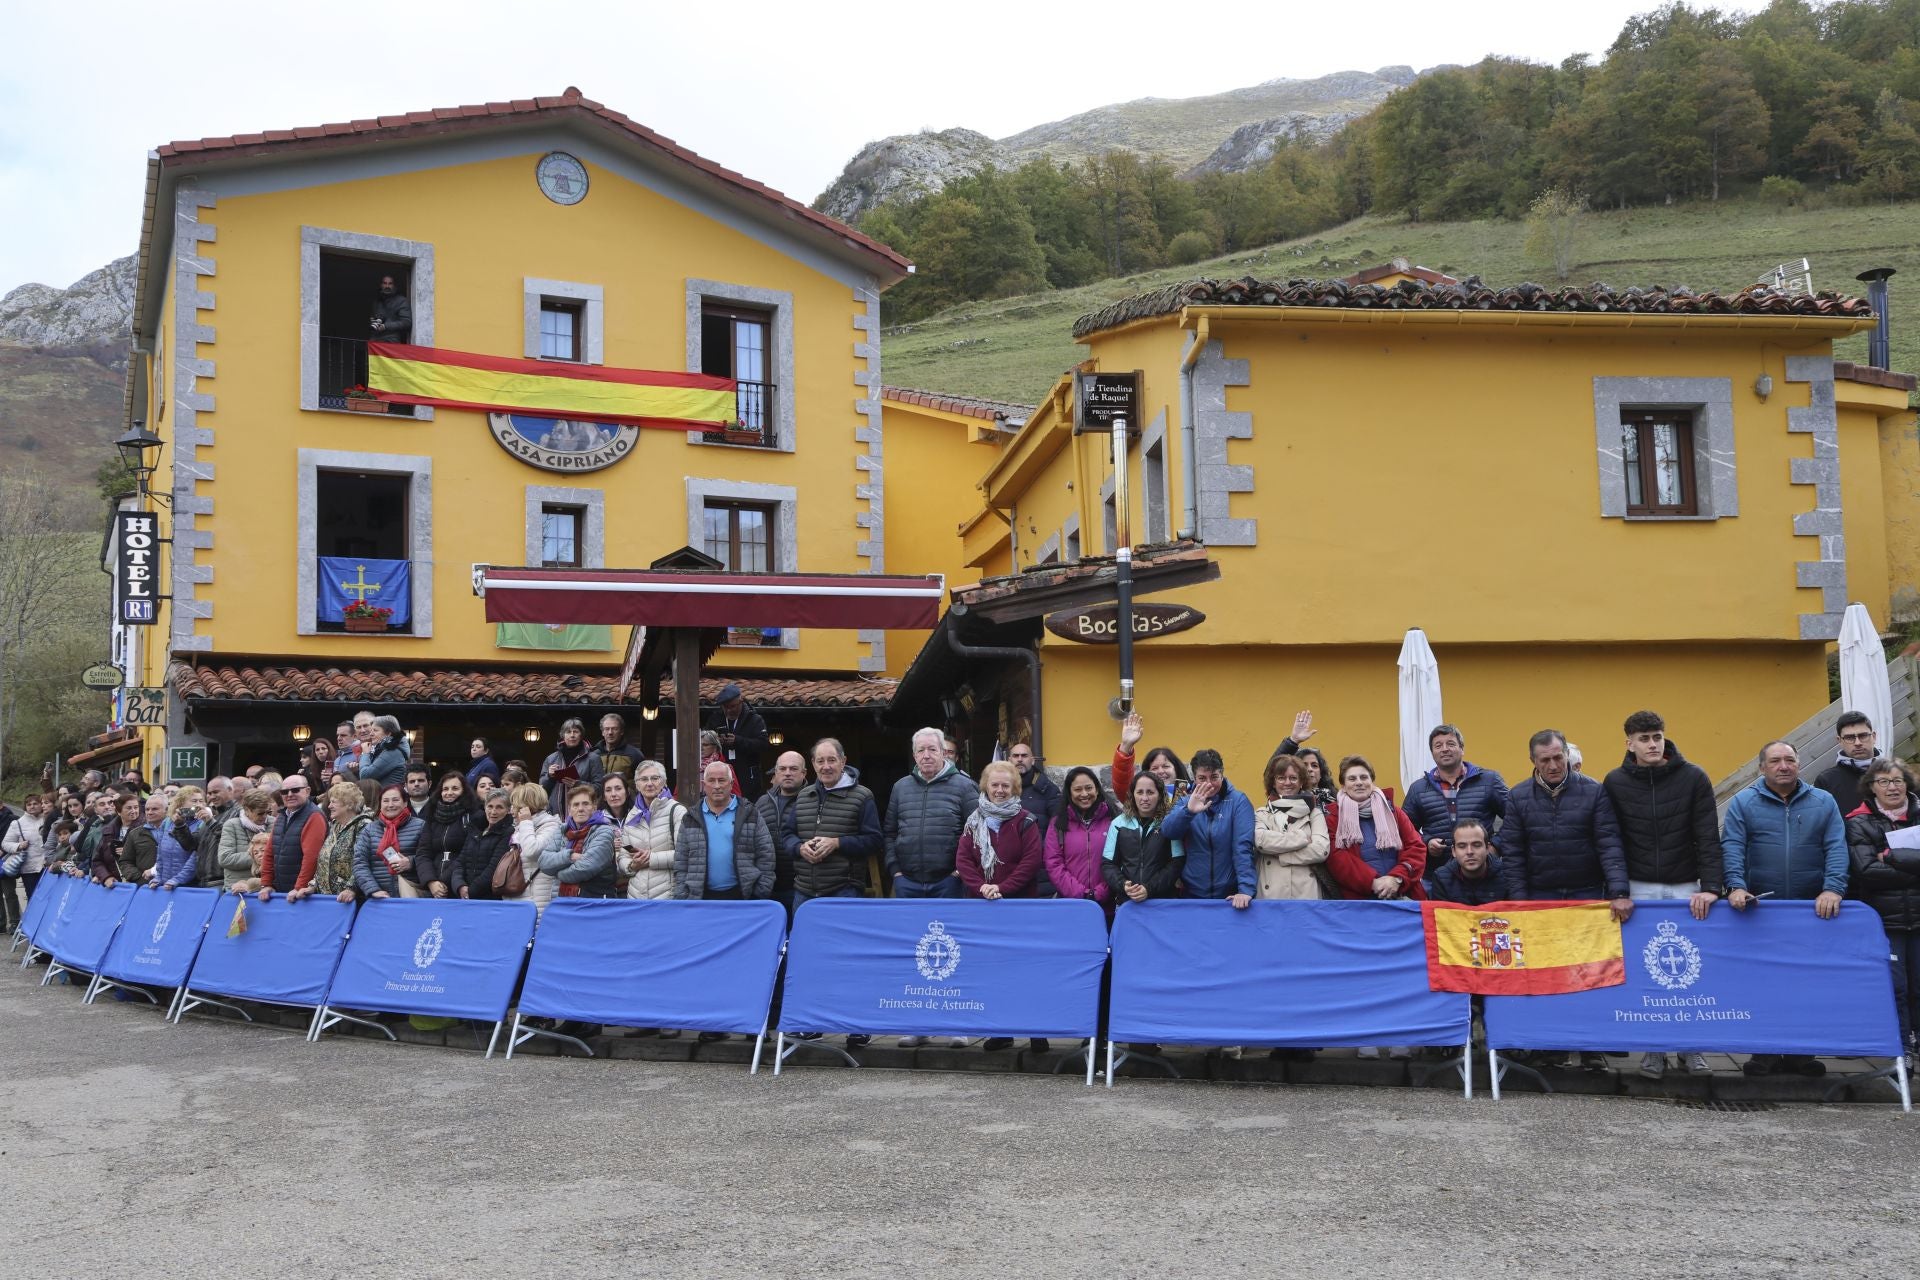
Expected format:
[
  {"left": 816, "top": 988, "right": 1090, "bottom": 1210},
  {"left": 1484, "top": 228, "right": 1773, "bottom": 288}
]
[
  {"left": 1044, "top": 766, "right": 1113, "bottom": 914},
  {"left": 956, "top": 761, "right": 1043, "bottom": 900}
]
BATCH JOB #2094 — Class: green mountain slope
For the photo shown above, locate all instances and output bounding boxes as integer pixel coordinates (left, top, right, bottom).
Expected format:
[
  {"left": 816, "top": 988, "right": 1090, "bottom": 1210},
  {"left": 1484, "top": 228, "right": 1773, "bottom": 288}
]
[{"left": 883, "top": 199, "right": 1920, "bottom": 405}]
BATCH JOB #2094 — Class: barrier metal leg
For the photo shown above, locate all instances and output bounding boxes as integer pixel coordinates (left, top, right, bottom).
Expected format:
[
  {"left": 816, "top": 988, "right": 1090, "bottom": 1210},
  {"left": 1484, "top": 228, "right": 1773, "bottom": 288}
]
[
  {"left": 164, "top": 985, "right": 188, "bottom": 1022},
  {"left": 41, "top": 961, "right": 79, "bottom": 988},
  {"left": 309, "top": 1004, "right": 397, "bottom": 1044},
  {"left": 82, "top": 971, "right": 106, "bottom": 1003},
  {"left": 1410, "top": 1049, "right": 1469, "bottom": 1093},
  {"left": 1045, "top": 1039, "right": 1100, "bottom": 1087},
  {"left": 1488, "top": 1050, "right": 1549, "bottom": 1098},
  {"left": 483, "top": 1020, "right": 505, "bottom": 1060},
  {"left": 1490, "top": 1049, "right": 1501, "bottom": 1101},
  {"left": 172, "top": 989, "right": 254, "bottom": 1026},
  {"left": 776, "top": 1034, "right": 860, "bottom": 1069},
  {"left": 84, "top": 974, "right": 157, "bottom": 1007},
  {"left": 8, "top": 928, "right": 24, "bottom": 953},
  {"left": 750, "top": 1022, "right": 769, "bottom": 1076},
  {"left": 1102, "top": 1043, "right": 1182, "bottom": 1084},
  {"left": 771, "top": 1030, "right": 784, "bottom": 1076},
  {"left": 1901, "top": 1056, "right": 1912, "bottom": 1114},
  {"left": 505, "top": 1011, "right": 594, "bottom": 1060},
  {"left": 1464, "top": 1040, "right": 1474, "bottom": 1100},
  {"left": 20, "top": 944, "right": 44, "bottom": 969},
  {"left": 1105, "top": 1039, "right": 1116, "bottom": 1088},
  {"left": 1086, "top": 1039, "right": 1096, "bottom": 1087}
]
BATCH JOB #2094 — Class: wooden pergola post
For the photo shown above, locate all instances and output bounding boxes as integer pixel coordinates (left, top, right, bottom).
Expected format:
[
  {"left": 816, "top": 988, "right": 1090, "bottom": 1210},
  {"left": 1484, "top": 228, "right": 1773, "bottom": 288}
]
[{"left": 673, "top": 626, "right": 703, "bottom": 807}]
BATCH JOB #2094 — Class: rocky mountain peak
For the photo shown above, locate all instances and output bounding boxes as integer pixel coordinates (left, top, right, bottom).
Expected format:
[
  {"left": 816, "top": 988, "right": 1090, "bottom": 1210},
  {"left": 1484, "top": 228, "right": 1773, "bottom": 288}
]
[{"left": 0, "top": 255, "right": 136, "bottom": 349}]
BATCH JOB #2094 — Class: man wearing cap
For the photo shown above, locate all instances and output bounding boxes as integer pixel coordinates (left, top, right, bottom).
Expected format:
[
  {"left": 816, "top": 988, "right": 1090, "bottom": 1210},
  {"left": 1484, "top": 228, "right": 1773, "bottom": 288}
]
[{"left": 706, "top": 683, "right": 770, "bottom": 799}]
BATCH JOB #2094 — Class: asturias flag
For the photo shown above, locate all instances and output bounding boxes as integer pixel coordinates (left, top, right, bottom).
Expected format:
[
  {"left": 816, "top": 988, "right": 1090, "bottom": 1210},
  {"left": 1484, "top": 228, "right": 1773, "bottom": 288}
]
[
  {"left": 1422, "top": 900, "right": 1625, "bottom": 995},
  {"left": 318, "top": 556, "right": 411, "bottom": 625},
  {"left": 368, "top": 343, "right": 736, "bottom": 427}
]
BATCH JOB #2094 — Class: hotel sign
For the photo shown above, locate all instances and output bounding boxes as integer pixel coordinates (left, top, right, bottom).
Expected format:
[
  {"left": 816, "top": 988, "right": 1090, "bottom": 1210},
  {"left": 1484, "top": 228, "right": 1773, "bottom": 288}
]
[
  {"left": 115, "top": 509, "right": 161, "bottom": 626},
  {"left": 1045, "top": 602, "right": 1204, "bottom": 644}
]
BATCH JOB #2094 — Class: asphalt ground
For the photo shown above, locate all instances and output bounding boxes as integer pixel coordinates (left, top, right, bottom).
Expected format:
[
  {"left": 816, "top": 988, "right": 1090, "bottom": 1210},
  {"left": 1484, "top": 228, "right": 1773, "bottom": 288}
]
[{"left": 2, "top": 967, "right": 1915, "bottom": 1279}]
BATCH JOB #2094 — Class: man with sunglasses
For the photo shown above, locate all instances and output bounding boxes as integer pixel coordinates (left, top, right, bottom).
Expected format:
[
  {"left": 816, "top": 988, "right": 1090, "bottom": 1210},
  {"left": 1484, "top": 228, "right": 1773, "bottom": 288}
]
[
  {"left": 261, "top": 777, "right": 326, "bottom": 897},
  {"left": 1814, "top": 712, "right": 1881, "bottom": 815}
]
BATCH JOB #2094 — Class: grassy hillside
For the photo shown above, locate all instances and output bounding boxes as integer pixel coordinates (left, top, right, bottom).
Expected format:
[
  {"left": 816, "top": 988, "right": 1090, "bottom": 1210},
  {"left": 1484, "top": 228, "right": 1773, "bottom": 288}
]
[
  {"left": 884, "top": 198, "right": 1920, "bottom": 405},
  {"left": 0, "top": 343, "right": 125, "bottom": 515}
]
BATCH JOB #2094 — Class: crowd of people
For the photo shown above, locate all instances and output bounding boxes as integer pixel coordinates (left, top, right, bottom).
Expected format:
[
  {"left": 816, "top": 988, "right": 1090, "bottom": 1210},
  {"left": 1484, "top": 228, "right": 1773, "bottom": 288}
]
[{"left": 3, "top": 696, "right": 1912, "bottom": 1075}]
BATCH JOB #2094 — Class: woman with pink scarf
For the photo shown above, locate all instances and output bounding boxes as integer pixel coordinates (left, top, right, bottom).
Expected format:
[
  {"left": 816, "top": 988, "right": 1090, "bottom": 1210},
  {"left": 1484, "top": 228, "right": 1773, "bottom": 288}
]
[{"left": 1323, "top": 755, "right": 1427, "bottom": 902}]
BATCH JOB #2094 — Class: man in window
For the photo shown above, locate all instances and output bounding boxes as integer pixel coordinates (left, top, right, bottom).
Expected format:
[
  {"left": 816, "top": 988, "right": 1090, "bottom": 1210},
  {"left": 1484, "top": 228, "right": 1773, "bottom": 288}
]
[
  {"left": 705, "top": 683, "right": 769, "bottom": 799},
  {"left": 1813, "top": 711, "right": 1881, "bottom": 815},
  {"left": 370, "top": 274, "right": 410, "bottom": 344}
]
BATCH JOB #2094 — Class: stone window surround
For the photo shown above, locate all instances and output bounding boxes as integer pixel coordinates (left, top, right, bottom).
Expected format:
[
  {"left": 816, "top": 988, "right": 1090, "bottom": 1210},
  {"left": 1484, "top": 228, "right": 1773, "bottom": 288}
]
[
  {"left": 1034, "top": 530, "right": 1062, "bottom": 566},
  {"left": 1099, "top": 475, "right": 1118, "bottom": 554},
  {"left": 1591, "top": 376, "right": 1737, "bottom": 521},
  {"left": 686, "top": 476, "right": 800, "bottom": 649},
  {"left": 523, "top": 277, "right": 604, "bottom": 364},
  {"left": 684, "top": 278, "right": 796, "bottom": 452},
  {"left": 524, "top": 485, "right": 605, "bottom": 568},
  {"left": 296, "top": 448, "right": 434, "bottom": 637},
  {"left": 299, "top": 225, "right": 435, "bottom": 420},
  {"left": 1141, "top": 410, "right": 1171, "bottom": 543},
  {"left": 1063, "top": 512, "right": 1083, "bottom": 563}
]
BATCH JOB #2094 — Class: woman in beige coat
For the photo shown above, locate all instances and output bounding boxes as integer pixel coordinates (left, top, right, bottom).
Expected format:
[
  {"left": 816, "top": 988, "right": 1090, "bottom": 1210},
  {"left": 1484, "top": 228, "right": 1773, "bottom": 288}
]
[
  {"left": 509, "top": 781, "right": 562, "bottom": 916},
  {"left": 1253, "top": 754, "right": 1329, "bottom": 899},
  {"left": 618, "top": 761, "right": 683, "bottom": 900}
]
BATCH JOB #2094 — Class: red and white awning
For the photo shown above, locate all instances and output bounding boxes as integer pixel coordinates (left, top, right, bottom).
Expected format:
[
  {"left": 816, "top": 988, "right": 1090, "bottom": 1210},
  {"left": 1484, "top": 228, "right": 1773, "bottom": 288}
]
[{"left": 476, "top": 566, "right": 946, "bottom": 631}]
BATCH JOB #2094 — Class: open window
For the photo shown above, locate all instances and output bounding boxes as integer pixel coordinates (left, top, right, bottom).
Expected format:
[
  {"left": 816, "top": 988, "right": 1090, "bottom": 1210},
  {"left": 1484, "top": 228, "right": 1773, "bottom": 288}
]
[
  {"left": 315, "top": 470, "right": 414, "bottom": 633},
  {"left": 699, "top": 302, "right": 776, "bottom": 448},
  {"left": 317, "top": 254, "right": 418, "bottom": 415}
]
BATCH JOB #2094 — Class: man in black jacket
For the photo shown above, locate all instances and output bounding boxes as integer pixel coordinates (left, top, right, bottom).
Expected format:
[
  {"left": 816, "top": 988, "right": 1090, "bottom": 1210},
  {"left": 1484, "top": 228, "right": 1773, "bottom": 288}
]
[
  {"left": 1602, "top": 710, "right": 1724, "bottom": 1080},
  {"left": 706, "top": 683, "right": 769, "bottom": 799},
  {"left": 755, "top": 750, "right": 807, "bottom": 912},
  {"left": 370, "top": 274, "right": 410, "bottom": 343},
  {"left": 783, "top": 739, "right": 883, "bottom": 908},
  {"left": 1503, "top": 728, "right": 1631, "bottom": 1072},
  {"left": 1813, "top": 710, "right": 1880, "bottom": 815},
  {"left": 1008, "top": 742, "right": 1058, "bottom": 896},
  {"left": 1429, "top": 819, "right": 1506, "bottom": 906},
  {"left": 1403, "top": 724, "right": 1509, "bottom": 866}
]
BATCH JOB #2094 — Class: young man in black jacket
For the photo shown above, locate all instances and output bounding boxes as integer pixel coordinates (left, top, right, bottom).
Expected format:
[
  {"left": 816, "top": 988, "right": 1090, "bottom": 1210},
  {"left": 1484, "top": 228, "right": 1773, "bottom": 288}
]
[{"left": 1602, "top": 709, "right": 1723, "bottom": 1080}]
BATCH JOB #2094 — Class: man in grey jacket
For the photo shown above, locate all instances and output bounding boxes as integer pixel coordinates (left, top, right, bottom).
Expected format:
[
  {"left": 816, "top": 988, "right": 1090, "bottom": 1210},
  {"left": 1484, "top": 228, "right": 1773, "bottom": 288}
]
[
  {"left": 885, "top": 727, "right": 977, "bottom": 899},
  {"left": 673, "top": 761, "right": 775, "bottom": 901}
]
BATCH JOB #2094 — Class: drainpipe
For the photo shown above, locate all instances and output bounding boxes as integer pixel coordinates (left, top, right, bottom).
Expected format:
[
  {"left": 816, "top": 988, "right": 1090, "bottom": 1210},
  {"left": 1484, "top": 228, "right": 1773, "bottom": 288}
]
[
  {"left": 946, "top": 611, "right": 1042, "bottom": 765},
  {"left": 1178, "top": 317, "right": 1210, "bottom": 539}
]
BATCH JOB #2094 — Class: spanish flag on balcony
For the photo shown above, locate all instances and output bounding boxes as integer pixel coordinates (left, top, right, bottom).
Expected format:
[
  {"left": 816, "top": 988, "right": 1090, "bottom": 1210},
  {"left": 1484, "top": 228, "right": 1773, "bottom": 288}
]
[
  {"left": 367, "top": 343, "right": 736, "bottom": 427},
  {"left": 1422, "top": 900, "right": 1625, "bottom": 995}
]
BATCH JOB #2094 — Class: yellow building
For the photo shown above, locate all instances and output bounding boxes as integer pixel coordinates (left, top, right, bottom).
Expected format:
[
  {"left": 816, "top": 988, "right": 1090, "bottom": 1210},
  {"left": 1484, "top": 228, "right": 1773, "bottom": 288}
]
[
  {"left": 894, "top": 269, "right": 1920, "bottom": 790},
  {"left": 111, "top": 88, "right": 932, "bottom": 779}
]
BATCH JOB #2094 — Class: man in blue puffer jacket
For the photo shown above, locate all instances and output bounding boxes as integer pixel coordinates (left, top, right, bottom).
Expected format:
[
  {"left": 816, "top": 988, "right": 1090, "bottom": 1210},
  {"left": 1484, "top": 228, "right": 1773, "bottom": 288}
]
[
  {"left": 1402, "top": 723, "right": 1509, "bottom": 868},
  {"left": 1162, "top": 748, "right": 1255, "bottom": 906},
  {"left": 1722, "top": 739, "right": 1848, "bottom": 1078}
]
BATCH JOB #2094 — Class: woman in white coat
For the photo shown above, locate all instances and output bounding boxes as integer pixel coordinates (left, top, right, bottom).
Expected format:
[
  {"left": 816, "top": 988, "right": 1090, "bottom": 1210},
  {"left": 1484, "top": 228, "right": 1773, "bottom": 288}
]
[
  {"left": 618, "top": 761, "right": 684, "bottom": 901},
  {"left": 508, "top": 780, "right": 562, "bottom": 916}
]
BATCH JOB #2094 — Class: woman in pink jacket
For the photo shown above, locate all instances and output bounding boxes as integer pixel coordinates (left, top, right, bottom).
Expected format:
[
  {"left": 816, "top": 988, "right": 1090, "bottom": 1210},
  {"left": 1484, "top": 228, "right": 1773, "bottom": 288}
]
[{"left": 1044, "top": 766, "right": 1113, "bottom": 915}]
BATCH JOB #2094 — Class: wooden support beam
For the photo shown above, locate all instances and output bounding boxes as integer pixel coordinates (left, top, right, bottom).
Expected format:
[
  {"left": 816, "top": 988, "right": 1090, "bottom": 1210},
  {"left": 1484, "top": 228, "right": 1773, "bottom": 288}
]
[{"left": 673, "top": 627, "right": 703, "bottom": 807}]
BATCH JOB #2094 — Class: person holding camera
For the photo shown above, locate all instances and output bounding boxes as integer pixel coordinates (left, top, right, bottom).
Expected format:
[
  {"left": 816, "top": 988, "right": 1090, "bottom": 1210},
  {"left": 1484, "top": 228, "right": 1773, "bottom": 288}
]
[{"left": 369, "top": 274, "right": 410, "bottom": 343}]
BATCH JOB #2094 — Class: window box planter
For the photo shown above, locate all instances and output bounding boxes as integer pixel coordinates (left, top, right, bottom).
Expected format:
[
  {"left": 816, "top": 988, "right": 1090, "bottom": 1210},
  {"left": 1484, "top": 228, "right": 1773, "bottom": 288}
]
[
  {"left": 343, "top": 398, "right": 389, "bottom": 414},
  {"left": 343, "top": 615, "right": 391, "bottom": 633}
]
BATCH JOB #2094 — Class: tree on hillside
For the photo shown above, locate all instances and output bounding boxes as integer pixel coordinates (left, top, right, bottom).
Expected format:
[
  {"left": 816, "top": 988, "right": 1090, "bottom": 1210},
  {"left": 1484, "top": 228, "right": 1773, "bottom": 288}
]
[
  {"left": 1008, "top": 158, "right": 1104, "bottom": 288},
  {"left": 1082, "top": 152, "right": 1165, "bottom": 275},
  {"left": 1860, "top": 88, "right": 1920, "bottom": 195},
  {"left": 0, "top": 478, "right": 97, "bottom": 779},
  {"left": 1796, "top": 81, "right": 1870, "bottom": 179},
  {"left": 1523, "top": 187, "right": 1589, "bottom": 281},
  {"left": 1696, "top": 45, "right": 1774, "bottom": 198}
]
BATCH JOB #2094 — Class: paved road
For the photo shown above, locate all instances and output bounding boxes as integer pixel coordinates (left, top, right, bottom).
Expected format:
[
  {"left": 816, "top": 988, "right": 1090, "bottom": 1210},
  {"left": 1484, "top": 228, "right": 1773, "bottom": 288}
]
[{"left": 2, "top": 968, "right": 1912, "bottom": 1279}]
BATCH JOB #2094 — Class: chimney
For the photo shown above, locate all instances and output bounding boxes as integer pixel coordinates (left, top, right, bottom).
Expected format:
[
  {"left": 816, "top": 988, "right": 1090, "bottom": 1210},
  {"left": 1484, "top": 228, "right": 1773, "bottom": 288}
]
[{"left": 1856, "top": 267, "right": 1895, "bottom": 370}]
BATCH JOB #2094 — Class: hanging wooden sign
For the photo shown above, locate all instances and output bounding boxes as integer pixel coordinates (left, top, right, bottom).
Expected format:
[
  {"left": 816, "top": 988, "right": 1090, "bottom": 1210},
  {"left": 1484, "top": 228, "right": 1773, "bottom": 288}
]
[{"left": 1044, "top": 602, "right": 1204, "bottom": 644}]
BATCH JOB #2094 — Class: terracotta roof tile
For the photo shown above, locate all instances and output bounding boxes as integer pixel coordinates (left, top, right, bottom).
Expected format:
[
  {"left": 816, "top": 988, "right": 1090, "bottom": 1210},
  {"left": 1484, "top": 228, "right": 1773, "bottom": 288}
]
[
  {"left": 168, "top": 661, "right": 895, "bottom": 711},
  {"left": 881, "top": 385, "right": 1033, "bottom": 424},
  {"left": 154, "top": 90, "right": 909, "bottom": 279},
  {"left": 1833, "top": 360, "right": 1918, "bottom": 392},
  {"left": 1073, "top": 275, "right": 1877, "bottom": 339}
]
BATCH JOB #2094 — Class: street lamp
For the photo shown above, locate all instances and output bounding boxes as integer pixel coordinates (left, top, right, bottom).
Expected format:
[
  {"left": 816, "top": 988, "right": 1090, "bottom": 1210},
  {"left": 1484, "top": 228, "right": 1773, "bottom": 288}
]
[{"left": 113, "top": 421, "right": 164, "bottom": 495}]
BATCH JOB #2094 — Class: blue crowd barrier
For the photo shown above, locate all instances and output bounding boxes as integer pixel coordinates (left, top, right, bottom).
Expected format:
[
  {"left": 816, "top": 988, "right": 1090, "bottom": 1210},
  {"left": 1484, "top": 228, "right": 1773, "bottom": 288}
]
[
  {"left": 314, "top": 898, "right": 537, "bottom": 1054},
  {"left": 516, "top": 899, "right": 787, "bottom": 1067},
  {"left": 1109, "top": 900, "right": 1474, "bottom": 1089},
  {"left": 14, "top": 872, "right": 63, "bottom": 950},
  {"left": 43, "top": 882, "right": 136, "bottom": 988},
  {"left": 1483, "top": 901, "right": 1907, "bottom": 1105},
  {"left": 23, "top": 875, "right": 89, "bottom": 967},
  {"left": 778, "top": 899, "right": 1109, "bottom": 1080},
  {"left": 87, "top": 887, "right": 223, "bottom": 1014},
  {"left": 175, "top": 894, "right": 356, "bottom": 1027}
]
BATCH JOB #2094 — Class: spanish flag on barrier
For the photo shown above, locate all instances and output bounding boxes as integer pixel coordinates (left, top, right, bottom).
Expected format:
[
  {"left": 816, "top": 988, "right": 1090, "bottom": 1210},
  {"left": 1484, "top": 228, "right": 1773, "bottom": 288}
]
[
  {"left": 367, "top": 343, "right": 736, "bottom": 427},
  {"left": 1422, "top": 900, "right": 1624, "bottom": 995}
]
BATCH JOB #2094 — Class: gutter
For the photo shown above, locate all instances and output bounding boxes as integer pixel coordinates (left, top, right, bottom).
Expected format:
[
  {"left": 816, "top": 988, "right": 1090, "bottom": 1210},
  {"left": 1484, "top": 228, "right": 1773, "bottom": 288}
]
[{"left": 1178, "top": 316, "right": 1209, "bottom": 540}]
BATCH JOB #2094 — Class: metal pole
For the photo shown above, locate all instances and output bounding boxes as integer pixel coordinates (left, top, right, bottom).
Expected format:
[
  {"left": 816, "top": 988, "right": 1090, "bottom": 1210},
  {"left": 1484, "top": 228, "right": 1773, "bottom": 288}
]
[{"left": 1111, "top": 415, "right": 1135, "bottom": 716}]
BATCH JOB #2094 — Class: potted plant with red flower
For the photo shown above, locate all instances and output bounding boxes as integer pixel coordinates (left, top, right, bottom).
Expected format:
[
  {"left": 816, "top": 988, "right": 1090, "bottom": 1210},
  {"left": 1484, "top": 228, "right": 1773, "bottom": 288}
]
[
  {"left": 343, "top": 384, "right": 387, "bottom": 414},
  {"left": 342, "top": 601, "right": 395, "bottom": 632}
]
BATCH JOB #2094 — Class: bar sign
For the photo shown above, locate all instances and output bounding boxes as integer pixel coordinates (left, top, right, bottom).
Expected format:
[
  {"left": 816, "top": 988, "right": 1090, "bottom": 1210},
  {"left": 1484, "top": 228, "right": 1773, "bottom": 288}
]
[{"left": 116, "top": 509, "right": 160, "bottom": 627}]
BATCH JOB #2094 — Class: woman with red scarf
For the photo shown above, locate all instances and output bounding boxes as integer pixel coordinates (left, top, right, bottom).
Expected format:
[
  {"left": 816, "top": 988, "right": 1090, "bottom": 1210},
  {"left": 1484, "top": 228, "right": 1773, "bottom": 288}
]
[
  {"left": 350, "top": 786, "right": 426, "bottom": 898},
  {"left": 536, "top": 783, "right": 618, "bottom": 898}
]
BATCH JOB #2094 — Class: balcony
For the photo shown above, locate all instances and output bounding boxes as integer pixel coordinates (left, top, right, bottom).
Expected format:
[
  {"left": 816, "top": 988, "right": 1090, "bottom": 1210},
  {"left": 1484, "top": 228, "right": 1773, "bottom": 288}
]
[
  {"left": 699, "top": 380, "right": 777, "bottom": 447},
  {"left": 318, "top": 336, "right": 417, "bottom": 416}
]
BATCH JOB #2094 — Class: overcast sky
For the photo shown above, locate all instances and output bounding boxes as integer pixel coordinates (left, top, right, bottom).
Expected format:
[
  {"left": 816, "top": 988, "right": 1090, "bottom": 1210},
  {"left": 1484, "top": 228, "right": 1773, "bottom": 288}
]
[{"left": 4, "top": 0, "right": 1681, "bottom": 292}]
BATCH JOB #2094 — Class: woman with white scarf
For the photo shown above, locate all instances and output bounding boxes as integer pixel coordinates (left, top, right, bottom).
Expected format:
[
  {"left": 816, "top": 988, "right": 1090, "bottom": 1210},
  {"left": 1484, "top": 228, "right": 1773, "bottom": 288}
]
[
  {"left": 216, "top": 788, "right": 276, "bottom": 892},
  {"left": 955, "top": 760, "right": 1048, "bottom": 1055}
]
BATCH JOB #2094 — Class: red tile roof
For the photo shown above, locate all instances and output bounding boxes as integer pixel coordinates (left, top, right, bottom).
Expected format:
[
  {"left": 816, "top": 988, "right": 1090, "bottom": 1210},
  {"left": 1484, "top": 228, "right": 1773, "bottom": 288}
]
[
  {"left": 169, "top": 661, "right": 895, "bottom": 711},
  {"left": 1075, "top": 275, "right": 1876, "bottom": 339},
  {"left": 881, "top": 385, "right": 1033, "bottom": 424},
  {"left": 154, "top": 86, "right": 909, "bottom": 279},
  {"left": 1834, "top": 361, "right": 1918, "bottom": 392},
  {"left": 1340, "top": 258, "right": 1460, "bottom": 287}
]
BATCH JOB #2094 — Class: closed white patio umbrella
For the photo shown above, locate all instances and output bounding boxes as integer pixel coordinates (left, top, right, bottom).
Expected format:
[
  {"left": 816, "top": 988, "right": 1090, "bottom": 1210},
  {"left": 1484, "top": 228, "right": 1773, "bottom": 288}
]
[
  {"left": 1397, "top": 628, "right": 1444, "bottom": 800},
  {"left": 1839, "top": 603, "right": 1894, "bottom": 761}
]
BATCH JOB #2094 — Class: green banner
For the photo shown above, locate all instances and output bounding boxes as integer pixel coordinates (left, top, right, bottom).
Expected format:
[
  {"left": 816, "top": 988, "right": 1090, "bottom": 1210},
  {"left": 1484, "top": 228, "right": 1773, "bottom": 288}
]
[{"left": 495, "top": 623, "right": 613, "bottom": 652}]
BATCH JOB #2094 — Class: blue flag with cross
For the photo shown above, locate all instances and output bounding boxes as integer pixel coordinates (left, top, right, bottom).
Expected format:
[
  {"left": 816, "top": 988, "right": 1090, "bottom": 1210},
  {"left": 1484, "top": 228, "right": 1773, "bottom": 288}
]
[{"left": 318, "top": 556, "right": 411, "bottom": 625}]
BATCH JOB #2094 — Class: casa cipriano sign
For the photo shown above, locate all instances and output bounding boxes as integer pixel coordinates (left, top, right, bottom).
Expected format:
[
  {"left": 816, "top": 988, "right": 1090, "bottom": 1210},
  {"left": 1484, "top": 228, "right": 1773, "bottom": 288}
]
[
  {"left": 1044, "top": 602, "right": 1205, "bottom": 645},
  {"left": 488, "top": 412, "right": 639, "bottom": 473}
]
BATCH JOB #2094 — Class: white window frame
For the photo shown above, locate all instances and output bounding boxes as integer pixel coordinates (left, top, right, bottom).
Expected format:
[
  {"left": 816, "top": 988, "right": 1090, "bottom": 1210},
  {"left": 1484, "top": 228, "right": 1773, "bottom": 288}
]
[{"left": 523, "top": 278, "right": 604, "bottom": 364}]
